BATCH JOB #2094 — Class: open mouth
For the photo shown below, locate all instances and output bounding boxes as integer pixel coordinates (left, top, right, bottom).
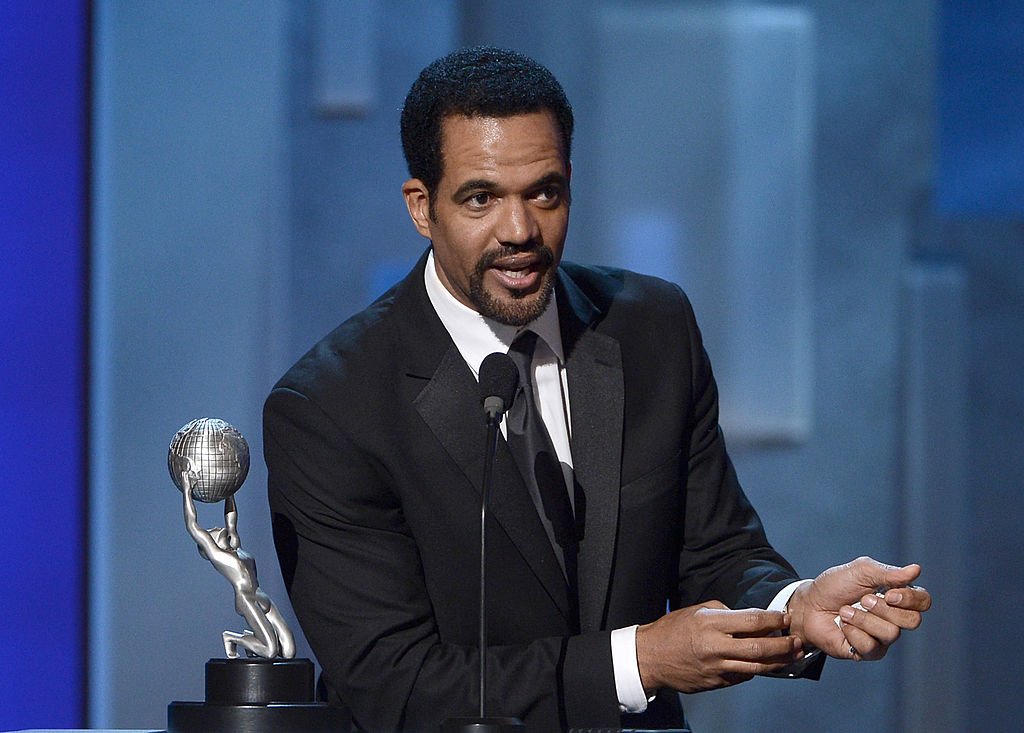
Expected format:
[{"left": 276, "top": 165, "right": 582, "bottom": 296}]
[
  {"left": 497, "top": 265, "right": 535, "bottom": 281},
  {"left": 476, "top": 245, "right": 555, "bottom": 296},
  {"left": 490, "top": 258, "right": 542, "bottom": 291}
]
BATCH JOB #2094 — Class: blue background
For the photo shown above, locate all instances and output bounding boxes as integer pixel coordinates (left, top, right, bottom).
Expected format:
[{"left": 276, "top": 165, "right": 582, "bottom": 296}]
[
  {"left": 0, "top": 1, "right": 86, "bottom": 728},
  {"left": 1, "top": 1, "right": 1021, "bottom": 730}
]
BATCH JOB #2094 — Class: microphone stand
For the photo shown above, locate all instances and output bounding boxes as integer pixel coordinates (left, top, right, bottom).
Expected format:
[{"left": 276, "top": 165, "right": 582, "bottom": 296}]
[
  {"left": 444, "top": 394, "right": 524, "bottom": 733},
  {"left": 479, "top": 405, "right": 501, "bottom": 718},
  {"left": 479, "top": 403, "right": 499, "bottom": 712}
]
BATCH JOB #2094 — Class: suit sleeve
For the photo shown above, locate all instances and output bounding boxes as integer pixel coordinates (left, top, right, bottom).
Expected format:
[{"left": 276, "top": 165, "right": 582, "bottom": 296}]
[
  {"left": 669, "top": 285, "right": 801, "bottom": 611},
  {"left": 264, "top": 385, "right": 621, "bottom": 732}
]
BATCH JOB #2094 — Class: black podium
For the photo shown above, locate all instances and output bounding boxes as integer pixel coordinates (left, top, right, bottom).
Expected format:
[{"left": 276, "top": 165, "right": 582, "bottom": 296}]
[{"left": 167, "top": 657, "right": 349, "bottom": 733}]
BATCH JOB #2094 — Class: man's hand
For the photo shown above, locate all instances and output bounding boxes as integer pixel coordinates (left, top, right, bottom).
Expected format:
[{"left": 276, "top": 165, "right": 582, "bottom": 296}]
[
  {"left": 636, "top": 602, "right": 805, "bottom": 694},
  {"left": 788, "top": 557, "right": 931, "bottom": 661}
]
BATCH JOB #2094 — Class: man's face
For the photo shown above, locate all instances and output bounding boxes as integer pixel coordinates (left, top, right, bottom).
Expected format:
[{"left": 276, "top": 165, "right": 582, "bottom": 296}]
[{"left": 403, "top": 112, "right": 571, "bottom": 326}]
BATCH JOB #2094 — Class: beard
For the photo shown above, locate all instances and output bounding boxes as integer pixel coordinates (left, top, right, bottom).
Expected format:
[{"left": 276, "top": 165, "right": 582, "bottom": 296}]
[{"left": 468, "top": 245, "right": 557, "bottom": 327}]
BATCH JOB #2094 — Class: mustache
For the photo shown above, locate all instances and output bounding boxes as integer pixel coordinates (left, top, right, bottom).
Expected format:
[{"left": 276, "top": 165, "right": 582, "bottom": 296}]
[{"left": 477, "top": 244, "right": 556, "bottom": 270}]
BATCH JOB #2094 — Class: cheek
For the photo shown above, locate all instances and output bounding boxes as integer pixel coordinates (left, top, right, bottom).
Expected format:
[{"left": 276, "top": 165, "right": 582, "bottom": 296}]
[
  {"left": 445, "top": 222, "right": 492, "bottom": 260},
  {"left": 541, "top": 214, "right": 569, "bottom": 251},
  {"left": 433, "top": 225, "right": 490, "bottom": 279}
]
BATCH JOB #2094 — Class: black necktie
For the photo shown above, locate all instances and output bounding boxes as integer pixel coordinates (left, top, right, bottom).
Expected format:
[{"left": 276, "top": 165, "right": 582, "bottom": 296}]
[{"left": 506, "top": 331, "right": 578, "bottom": 591}]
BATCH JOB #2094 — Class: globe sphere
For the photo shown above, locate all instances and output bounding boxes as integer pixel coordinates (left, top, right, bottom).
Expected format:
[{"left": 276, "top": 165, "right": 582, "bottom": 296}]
[{"left": 168, "top": 417, "right": 250, "bottom": 503}]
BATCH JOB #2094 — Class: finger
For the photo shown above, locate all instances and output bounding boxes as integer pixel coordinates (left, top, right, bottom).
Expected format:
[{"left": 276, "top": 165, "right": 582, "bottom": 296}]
[
  {"left": 883, "top": 585, "right": 932, "bottom": 613},
  {"left": 720, "top": 670, "right": 757, "bottom": 687},
  {"left": 838, "top": 621, "right": 887, "bottom": 661},
  {"left": 701, "top": 607, "right": 790, "bottom": 635},
  {"left": 879, "top": 562, "right": 922, "bottom": 590},
  {"left": 839, "top": 602, "right": 903, "bottom": 644},
  {"left": 721, "top": 633, "right": 804, "bottom": 664},
  {"left": 860, "top": 593, "right": 925, "bottom": 630},
  {"left": 732, "top": 612, "right": 792, "bottom": 639},
  {"left": 846, "top": 556, "right": 919, "bottom": 592},
  {"left": 720, "top": 656, "right": 803, "bottom": 678},
  {"left": 815, "top": 621, "right": 868, "bottom": 661}
]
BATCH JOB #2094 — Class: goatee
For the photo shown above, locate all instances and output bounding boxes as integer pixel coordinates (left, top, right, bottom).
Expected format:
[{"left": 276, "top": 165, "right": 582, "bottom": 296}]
[{"left": 469, "top": 245, "right": 557, "bottom": 327}]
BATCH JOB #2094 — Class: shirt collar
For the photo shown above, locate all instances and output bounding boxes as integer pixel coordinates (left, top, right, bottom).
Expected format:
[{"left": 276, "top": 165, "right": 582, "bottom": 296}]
[{"left": 423, "top": 249, "right": 565, "bottom": 377}]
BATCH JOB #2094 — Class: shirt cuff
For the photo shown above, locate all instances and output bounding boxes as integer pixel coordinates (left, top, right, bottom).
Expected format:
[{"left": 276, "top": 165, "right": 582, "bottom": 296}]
[
  {"left": 611, "top": 624, "right": 651, "bottom": 714},
  {"left": 759, "top": 578, "right": 826, "bottom": 679},
  {"left": 767, "top": 579, "right": 813, "bottom": 612}
]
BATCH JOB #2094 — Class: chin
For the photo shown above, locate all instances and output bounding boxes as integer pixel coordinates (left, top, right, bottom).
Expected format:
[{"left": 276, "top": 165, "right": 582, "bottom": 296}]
[{"left": 475, "top": 287, "right": 552, "bottom": 327}]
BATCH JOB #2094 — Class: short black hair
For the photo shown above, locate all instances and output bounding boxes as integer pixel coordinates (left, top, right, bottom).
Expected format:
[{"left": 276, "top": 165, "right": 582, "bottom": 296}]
[{"left": 400, "top": 46, "right": 574, "bottom": 200}]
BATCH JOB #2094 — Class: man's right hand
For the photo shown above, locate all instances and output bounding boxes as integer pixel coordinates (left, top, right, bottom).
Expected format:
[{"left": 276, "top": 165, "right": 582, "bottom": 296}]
[{"left": 635, "top": 602, "right": 804, "bottom": 694}]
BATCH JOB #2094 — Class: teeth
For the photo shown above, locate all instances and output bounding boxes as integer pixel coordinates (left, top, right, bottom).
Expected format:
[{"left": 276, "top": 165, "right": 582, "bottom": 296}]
[{"left": 501, "top": 269, "right": 527, "bottom": 279}]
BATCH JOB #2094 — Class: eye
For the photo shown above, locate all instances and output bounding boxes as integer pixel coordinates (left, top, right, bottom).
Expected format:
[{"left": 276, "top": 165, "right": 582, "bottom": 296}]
[
  {"left": 533, "top": 184, "right": 562, "bottom": 206},
  {"left": 465, "top": 191, "right": 493, "bottom": 209}
]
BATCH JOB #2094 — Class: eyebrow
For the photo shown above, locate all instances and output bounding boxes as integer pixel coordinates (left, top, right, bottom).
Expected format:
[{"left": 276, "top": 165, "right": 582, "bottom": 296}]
[
  {"left": 450, "top": 171, "right": 569, "bottom": 202},
  {"left": 532, "top": 172, "right": 569, "bottom": 190},
  {"left": 451, "top": 179, "right": 498, "bottom": 201}
]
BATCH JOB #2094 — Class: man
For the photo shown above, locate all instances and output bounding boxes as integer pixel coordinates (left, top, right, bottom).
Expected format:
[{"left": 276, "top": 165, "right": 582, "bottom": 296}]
[{"left": 264, "top": 47, "right": 930, "bottom": 732}]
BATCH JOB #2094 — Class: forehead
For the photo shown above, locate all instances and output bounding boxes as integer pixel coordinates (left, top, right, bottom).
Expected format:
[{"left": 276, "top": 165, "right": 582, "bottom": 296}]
[{"left": 437, "top": 112, "right": 566, "bottom": 186}]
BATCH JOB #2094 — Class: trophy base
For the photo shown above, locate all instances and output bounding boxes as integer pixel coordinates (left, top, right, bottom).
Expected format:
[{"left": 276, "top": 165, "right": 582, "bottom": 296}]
[
  {"left": 167, "top": 658, "right": 350, "bottom": 733},
  {"left": 168, "top": 700, "right": 348, "bottom": 733},
  {"left": 442, "top": 717, "right": 526, "bottom": 733}
]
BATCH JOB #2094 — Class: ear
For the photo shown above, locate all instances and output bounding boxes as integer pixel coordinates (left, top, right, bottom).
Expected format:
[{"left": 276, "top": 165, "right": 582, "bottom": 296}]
[{"left": 402, "top": 178, "right": 432, "bottom": 239}]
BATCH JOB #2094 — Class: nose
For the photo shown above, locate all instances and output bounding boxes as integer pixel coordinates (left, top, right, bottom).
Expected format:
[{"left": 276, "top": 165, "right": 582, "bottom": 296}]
[{"left": 496, "top": 197, "right": 540, "bottom": 247}]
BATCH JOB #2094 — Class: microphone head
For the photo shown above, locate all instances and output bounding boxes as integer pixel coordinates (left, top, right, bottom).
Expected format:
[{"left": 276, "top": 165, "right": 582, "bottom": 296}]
[{"left": 479, "top": 352, "right": 519, "bottom": 420}]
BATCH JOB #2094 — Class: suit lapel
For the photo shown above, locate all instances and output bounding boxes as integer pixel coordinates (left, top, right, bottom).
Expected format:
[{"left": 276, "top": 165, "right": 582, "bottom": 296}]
[
  {"left": 558, "top": 272, "right": 624, "bottom": 633},
  {"left": 397, "top": 255, "right": 570, "bottom": 618}
]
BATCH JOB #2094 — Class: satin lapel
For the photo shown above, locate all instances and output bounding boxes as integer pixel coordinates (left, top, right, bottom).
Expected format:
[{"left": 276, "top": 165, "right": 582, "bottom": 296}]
[
  {"left": 400, "top": 258, "right": 570, "bottom": 619},
  {"left": 558, "top": 272, "right": 624, "bottom": 633}
]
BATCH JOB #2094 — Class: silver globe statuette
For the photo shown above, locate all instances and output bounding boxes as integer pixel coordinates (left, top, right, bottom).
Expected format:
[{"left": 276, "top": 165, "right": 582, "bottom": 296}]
[{"left": 168, "top": 418, "right": 295, "bottom": 660}]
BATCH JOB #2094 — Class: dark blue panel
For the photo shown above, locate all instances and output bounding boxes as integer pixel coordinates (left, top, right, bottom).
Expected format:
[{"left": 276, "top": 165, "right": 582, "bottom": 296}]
[
  {"left": 938, "top": 3, "right": 1024, "bottom": 215},
  {"left": 0, "top": 1, "right": 87, "bottom": 728}
]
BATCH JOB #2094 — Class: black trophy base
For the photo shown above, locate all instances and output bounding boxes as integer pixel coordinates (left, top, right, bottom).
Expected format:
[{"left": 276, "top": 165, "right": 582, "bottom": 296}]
[
  {"left": 168, "top": 700, "right": 348, "bottom": 733},
  {"left": 168, "top": 657, "right": 349, "bottom": 733},
  {"left": 442, "top": 717, "right": 526, "bottom": 733}
]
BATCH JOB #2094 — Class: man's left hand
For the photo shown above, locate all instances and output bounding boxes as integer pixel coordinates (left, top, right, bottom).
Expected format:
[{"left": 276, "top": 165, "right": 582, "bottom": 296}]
[{"left": 787, "top": 557, "right": 932, "bottom": 661}]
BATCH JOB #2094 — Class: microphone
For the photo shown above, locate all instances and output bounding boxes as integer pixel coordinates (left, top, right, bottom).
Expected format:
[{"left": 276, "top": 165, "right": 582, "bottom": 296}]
[
  {"left": 444, "top": 354, "right": 524, "bottom": 733},
  {"left": 479, "top": 352, "right": 519, "bottom": 424}
]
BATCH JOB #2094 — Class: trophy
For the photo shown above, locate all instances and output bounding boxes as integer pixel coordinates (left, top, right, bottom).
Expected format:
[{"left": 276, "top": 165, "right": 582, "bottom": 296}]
[{"left": 166, "top": 417, "right": 348, "bottom": 733}]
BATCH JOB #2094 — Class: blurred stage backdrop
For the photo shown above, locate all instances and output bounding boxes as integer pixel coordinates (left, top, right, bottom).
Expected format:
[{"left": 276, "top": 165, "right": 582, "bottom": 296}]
[{"left": 2, "top": 1, "right": 1022, "bottom": 731}]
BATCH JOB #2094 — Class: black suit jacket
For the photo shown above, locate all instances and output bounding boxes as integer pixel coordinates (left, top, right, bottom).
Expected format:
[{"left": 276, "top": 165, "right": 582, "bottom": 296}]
[{"left": 264, "top": 251, "right": 802, "bottom": 732}]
